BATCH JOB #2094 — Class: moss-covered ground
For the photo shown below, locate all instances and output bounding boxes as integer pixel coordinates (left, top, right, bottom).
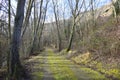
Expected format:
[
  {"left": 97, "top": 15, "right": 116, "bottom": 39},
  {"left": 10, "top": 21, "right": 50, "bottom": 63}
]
[{"left": 25, "top": 48, "right": 108, "bottom": 80}]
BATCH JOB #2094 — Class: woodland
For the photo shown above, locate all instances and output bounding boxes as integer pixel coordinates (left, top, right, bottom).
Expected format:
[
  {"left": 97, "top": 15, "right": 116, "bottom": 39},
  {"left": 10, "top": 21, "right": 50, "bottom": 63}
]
[{"left": 0, "top": 0, "right": 120, "bottom": 80}]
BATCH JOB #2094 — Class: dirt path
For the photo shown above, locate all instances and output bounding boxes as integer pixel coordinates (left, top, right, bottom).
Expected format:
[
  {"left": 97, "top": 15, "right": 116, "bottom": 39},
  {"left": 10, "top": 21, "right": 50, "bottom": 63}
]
[{"left": 25, "top": 48, "right": 108, "bottom": 80}]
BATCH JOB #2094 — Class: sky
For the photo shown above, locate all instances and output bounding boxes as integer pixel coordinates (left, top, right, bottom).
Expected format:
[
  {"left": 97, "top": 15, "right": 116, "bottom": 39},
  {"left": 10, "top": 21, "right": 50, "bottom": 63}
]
[
  {"left": 0, "top": 0, "right": 111, "bottom": 23},
  {"left": 45, "top": 0, "right": 111, "bottom": 23}
]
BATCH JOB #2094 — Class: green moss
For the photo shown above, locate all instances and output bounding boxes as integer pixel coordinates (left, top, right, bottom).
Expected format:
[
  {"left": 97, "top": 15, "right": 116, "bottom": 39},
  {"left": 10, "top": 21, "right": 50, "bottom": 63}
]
[
  {"left": 71, "top": 52, "right": 120, "bottom": 79},
  {"left": 80, "top": 68, "right": 107, "bottom": 80},
  {"left": 32, "top": 72, "right": 43, "bottom": 80},
  {"left": 47, "top": 49, "right": 77, "bottom": 80},
  {"left": 47, "top": 49, "right": 108, "bottom": 80},
  {"left": 27, "top": 48, "right": 120, "bottom": 80},
  {"left": 107, "top": 69, "right": 120, "bottom": 79}
]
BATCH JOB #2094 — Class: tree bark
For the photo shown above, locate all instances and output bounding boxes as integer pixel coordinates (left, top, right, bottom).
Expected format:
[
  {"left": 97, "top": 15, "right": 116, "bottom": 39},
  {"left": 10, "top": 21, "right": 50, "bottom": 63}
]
[
  {"left": 66, "top": 19, "right": 75, "bottom": 52},
  {"left": 9, "top": 0, "right": 26, "bottom": 79},
  {"left": 7, "top": 0, "right": 11, "bottom": 79}
]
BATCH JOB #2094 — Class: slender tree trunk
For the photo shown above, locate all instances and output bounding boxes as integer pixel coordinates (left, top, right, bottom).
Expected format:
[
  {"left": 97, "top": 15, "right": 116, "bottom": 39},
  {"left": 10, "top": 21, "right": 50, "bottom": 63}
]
[
  {"left": 30, "top": 0, "right": 43, "bottom": 54},
  {"left": 66, "top": 18, "right": 75, "bottom": 52},
  {"left": 20, "top": 0, "right": 34, "bottom": 57},
  {"left": 9, "top": 0, "right": 26, "bottom": 79},
  {"left": 8, "top": 0, "right": 11, "bottom": 79},
  {"left": 66, "top": 0, "right": 82, "bottom": 52},
  {"left": 38, "top": 1, "right": 49, "bottom": 49},
  {"left": 8, "top": 0, "right": 11, "bottom": 39},
  {"left": 21, "top": 0, "right": 34, "bottom": 37},
  {"left": 52, "top": 0, "right": 62, "bottom": 51}
]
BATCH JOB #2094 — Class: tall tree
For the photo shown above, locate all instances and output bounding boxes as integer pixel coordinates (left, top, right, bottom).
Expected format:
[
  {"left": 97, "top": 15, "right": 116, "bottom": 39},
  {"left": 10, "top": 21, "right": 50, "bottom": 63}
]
[
  {"left": 66, "top": 0, "right": 82, "bottom": 52},
  {"left": 52, "top": 0, "right": 62, "bottom": 51},
  {"left": 38, "top": 0, "right": 49, "bottom": 48},
  {"left": 30, "top": 0, "right": 43, "bottom": 54},
  {"left": 9, "top": 0, "right": 26, "bottom": 79},
  {"left": 8, "top": 0, "right": 11, "bottom": 39},
  {"left": 21, "top": 0, "right": 34, "bottom": 37},
  {"left": 20, "top": 0, "right": 34, "bottom": 57},
  {"left": 8, "top": 0, "right": 11, "bottom": 79}
]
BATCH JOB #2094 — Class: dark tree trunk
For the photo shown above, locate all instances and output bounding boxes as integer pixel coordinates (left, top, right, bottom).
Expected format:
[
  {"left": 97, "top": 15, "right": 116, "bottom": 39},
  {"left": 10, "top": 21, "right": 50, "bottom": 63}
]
[
  {"left": 66, "top": 19, "right": 75, "bottom": 52},
  {"left": 7, "top": 0, "right": 11, "bottom": 79},
  {"left": 9, "top": 0, "right": 26, "bottom": 80}
]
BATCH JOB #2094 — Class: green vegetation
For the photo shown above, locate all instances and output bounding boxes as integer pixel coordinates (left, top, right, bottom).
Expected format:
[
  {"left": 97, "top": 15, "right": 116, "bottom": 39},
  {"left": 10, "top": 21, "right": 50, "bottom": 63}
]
[
  {"left": 47, "top": 49, "right": 77, "bottom": 80},
  {"left": 25, "top": 48, "right": 108, "bottom": 80},
  {"left": 32, "top": 72, "right": 43, "bottom": 80},
  {"left": 80, "top": 68, "right": 106, "bottom": 80},
  {"left": 0, "top": 0, "right": 120, "bottom": 79},
  {"left": 70, "top": 50, "right": 120, "bottom": 79}
]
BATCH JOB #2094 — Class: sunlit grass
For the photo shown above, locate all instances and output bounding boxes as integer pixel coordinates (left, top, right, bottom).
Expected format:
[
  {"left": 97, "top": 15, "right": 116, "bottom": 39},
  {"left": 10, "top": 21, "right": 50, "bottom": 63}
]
[
  {"left": 47, "top": 49, "right": 77, "bottom": 80},
  {"left": 47, "top": 49, "right": 108, "bottom": 80}
]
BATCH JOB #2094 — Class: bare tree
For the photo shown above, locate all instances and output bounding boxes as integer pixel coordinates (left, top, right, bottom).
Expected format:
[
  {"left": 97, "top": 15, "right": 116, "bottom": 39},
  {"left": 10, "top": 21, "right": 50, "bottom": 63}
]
[
  {"left": 9, "top": 0, "right": 26, "bottom": 79},
  {"left": 8, "top": 0, "right": 11, "bottom": 39},
  {"left": 67, "top": 0, "right": 84, "bottom": 51},
  {"left": 21, "top": 0, "right": 34, "bottom": 37},
  {"left": 52, "top": 0, "right": 62, "bottom": 51},
  {"left": 38, "top": 0, "right": 49, "bottom": 48},
  {"left": 19, "top": 0, "right": 34, "bottom": 57},
  {"left": 7, "top": 0, "right": 11, "bottom": 79},
  {"left": 30, "top": 0, "right": 43, "bottom": 54}
]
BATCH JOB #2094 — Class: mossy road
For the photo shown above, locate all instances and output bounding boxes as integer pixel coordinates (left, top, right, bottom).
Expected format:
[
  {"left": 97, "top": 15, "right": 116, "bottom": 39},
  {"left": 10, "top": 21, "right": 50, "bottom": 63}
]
[{"left": 25, "top": 48, "right": 108, "bottom": 80}]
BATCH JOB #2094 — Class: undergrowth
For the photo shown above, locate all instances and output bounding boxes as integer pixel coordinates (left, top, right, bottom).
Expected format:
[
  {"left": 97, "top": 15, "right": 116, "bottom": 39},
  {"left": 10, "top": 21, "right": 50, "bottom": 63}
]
[{"left": 61, "top": 49, "right": 120, "bottom": 79}]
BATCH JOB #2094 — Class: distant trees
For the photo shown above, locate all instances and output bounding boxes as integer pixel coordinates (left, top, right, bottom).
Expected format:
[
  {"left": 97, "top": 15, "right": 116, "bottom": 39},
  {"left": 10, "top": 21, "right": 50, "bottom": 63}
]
[
  {"left": 0, "top": 0, "right": 10, "bottom": 69},
  {"left": 30, "top": 0, "right": 43, "bottom": 54},
  {"left": 30, "top": 0, "right": 49, "bottom": 54},
  {"left": 37, "top": 0, "right": 49, "bottom": 48}
]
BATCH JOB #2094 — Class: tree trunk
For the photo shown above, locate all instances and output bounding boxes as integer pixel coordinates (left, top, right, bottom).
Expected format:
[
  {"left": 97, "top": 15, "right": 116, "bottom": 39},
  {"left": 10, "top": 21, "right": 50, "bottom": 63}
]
[
  {"left": 52, "top": 0, "right": 62, "bottom": 51},
  {"left": 7, "top": 0, "right": 11, "bottom": 79},
  {"left": 9, "top": 0, "right": 26, "bottom": 79},
  {"left": 30, "top": 0, "right": 43, "bottom": 54},
  {"left": 66, "top": 19, "right": 75, "bottom": 52},
  {"left": 21, "top": 0, "right": 34, "bottom": 37},
  {"left": 38, "top": 0, "right": 49, "bottom": 49}
]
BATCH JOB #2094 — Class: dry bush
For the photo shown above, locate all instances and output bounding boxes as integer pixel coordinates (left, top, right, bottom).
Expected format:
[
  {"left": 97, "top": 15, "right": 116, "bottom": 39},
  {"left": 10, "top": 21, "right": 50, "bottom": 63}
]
[{"left": 0, "top": 36, "right": 8, "bottom": 68}]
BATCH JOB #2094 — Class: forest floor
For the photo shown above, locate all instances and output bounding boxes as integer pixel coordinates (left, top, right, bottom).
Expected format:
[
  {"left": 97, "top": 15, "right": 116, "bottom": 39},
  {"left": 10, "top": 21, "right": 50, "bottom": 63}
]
[{"left": 24, "top": 48, "right": 109, "bottom": 80}]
